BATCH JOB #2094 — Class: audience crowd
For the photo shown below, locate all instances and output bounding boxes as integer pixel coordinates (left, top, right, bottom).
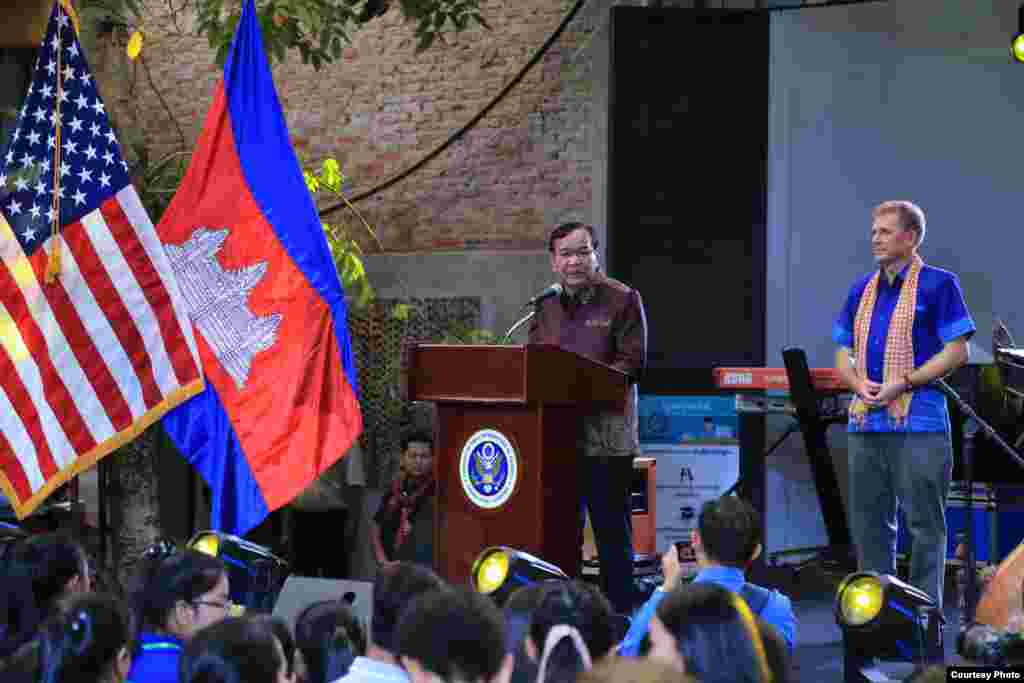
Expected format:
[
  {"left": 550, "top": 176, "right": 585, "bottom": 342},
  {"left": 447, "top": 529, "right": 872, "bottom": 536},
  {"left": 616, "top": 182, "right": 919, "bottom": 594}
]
[
  {"left": 17, "top": 491, "right": 1009, "bottom": 682},
  {"left": 0, "top": 495, "right": 804, "bottom": 683}
]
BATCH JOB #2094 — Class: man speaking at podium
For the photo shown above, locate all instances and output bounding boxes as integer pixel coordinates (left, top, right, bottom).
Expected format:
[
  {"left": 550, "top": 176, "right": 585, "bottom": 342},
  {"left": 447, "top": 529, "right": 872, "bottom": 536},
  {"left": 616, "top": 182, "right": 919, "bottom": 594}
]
[
  {"left": 833, "top": 200, "right": 975, "bottom": 608},
  {"left": 528, "top": 222, "right": 648, "bottom": 613}
]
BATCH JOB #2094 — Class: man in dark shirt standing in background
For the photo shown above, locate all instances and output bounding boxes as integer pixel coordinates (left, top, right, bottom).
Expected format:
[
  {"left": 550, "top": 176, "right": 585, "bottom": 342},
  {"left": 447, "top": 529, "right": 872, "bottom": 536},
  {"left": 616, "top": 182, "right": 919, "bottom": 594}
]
[{"left": 528, "top": 222, "right": 648, "bottom": 613}]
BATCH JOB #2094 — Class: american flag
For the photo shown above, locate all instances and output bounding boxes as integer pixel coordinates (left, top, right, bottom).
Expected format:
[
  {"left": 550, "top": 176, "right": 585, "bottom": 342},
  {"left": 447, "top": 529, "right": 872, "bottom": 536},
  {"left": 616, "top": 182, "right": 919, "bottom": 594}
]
[{"left": 0, "top": 2, "right": 204, "bottom": 517}]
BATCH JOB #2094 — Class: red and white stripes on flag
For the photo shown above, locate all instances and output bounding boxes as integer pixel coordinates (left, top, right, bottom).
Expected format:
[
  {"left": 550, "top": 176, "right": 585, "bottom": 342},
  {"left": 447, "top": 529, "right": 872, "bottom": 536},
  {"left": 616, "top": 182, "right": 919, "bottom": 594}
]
[{"left": 0, "top": 185, "right": 203, "bottom": 517}]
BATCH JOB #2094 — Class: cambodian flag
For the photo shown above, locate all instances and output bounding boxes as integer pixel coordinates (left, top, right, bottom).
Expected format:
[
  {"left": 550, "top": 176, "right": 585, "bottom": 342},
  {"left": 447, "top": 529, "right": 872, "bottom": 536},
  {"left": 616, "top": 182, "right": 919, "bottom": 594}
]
[{"left": 157, "top": 0, "right": 362, "bottom": 536}]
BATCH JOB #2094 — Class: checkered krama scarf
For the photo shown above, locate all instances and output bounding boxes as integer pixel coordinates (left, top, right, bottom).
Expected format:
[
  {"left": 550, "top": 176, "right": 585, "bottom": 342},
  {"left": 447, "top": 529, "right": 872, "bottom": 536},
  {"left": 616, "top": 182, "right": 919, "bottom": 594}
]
[{"left": 848, "top": 254, "right": 923, "bottom": 427}]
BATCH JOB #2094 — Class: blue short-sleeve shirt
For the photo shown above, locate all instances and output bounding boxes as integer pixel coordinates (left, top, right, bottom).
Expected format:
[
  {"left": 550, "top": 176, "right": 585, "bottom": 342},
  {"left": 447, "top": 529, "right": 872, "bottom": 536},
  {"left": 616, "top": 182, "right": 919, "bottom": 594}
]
[
  {"left": 127, "top": 632, "right": 184, "bottom": 683},
  {"left": 832, "top": 263, "right": 975, "bottom": 433}
]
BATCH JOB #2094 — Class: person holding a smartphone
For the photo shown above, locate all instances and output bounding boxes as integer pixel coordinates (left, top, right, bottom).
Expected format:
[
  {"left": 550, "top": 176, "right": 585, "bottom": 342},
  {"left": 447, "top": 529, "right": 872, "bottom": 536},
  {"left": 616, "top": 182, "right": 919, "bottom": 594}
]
[{"left": 618, "top": 496, "right": 796, "bottom": 656}]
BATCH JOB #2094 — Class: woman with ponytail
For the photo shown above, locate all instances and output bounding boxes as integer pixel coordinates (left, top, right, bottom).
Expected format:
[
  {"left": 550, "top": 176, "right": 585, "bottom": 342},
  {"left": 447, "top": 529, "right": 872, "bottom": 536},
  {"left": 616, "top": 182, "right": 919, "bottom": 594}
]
[
  {"left": 525, "top": 581, "right": 615, "bottom": 683},
  {"left": 648, "top": 582, "right": 773, "bottom": 683},
  {"left": 37, "top": 593, "right": 133, "bottom": 683},
  {"left": 0, "top": 533, "right": 92, "bottom": 659},
  {"left": 294, "top": 599, "right": 366, "bottom": 683},
  {"left": 127, "top": 550, "right": 230, "bottom": 683}
]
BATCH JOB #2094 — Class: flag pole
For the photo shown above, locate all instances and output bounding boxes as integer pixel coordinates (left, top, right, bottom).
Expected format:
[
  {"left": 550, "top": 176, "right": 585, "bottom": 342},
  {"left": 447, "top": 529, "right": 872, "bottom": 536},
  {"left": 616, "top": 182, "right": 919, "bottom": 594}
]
[
  {"left": 48, "top": 3, "right": 80, "bottom": 535},
  {"left": 45, "top": 6, "right": 65, "bottom": 283}
]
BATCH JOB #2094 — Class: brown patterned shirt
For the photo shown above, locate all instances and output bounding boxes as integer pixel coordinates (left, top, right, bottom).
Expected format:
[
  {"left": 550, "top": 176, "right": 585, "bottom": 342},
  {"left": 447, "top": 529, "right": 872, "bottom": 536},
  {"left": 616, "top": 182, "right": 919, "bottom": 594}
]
[{"left": 528, "top": 274, "right": 647, "bottom": 457}]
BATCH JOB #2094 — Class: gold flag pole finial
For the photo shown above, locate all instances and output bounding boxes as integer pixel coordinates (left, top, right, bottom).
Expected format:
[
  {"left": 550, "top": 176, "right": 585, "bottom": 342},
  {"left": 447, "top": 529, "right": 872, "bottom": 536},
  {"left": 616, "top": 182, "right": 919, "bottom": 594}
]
[{"left": 58, "top": 0, "right": 81, "bottom": 36}]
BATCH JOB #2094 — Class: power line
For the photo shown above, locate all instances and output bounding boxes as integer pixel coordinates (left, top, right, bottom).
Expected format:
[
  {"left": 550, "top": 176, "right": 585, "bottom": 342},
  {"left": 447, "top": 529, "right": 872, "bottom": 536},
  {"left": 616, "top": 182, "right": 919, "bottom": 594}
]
[{"left": 319, "top": 0, "right": 589, "bottom": 216}]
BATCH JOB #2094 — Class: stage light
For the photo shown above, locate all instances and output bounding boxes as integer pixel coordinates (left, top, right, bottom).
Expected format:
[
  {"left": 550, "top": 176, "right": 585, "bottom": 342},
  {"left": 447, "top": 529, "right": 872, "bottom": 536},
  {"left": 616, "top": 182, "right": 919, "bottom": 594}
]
[
  {"left": 476, "top": 549, "right": 510, "bottom": 594},
  {"left": 1013, "top": 3, "right": 1024, "bottom": 63},
  {"left": 470, "top": 546, "right": 569, "bottom": 605},
  {"left": 191, "top": 532, "right": 221, "bottom": 557},
  {"left": 835, "top": 572, "right": 944, "bottom": 683},
  {"left": 837, "top": 574, "right": 884, "bottom": 627},
  {"left": 186, "top": 530, "right": 289, "bottom": 612}
]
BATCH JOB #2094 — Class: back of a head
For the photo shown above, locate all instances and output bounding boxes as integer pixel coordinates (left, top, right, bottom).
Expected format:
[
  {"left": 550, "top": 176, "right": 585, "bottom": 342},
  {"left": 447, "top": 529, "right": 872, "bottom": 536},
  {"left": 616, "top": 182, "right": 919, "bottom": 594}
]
[
  {"left": 1, "top": 534, "right": 87, "bottom": 657},
  {"left": 294, "top": 600, "right": 367, "bottom": 683},
  {"left": 578, "top": 657, "right": 696, "bottom": 683},
  {"left": 656, "top": 583, "right": 770, "bottom": 683},
  {"left": 250, "top": 616, "right": 296, "bottom": 680},
  {"left": 131, "top": 550, "right": 225, "bottom": 637},
  {"left": 395, "top": 587, "right": 506, "bottom": 683},
  {"left": 502, "top": 583, "right": 549, "bottom": 683},
  {"left": 180, "top": 616, "right": 283, "bottom": 683},
  {"left": 370, "top": 562, "right": 444, "bottom": 652},
  {"left": 38, "top": 593, "right": 131, "bottom": 683},
  {"left": 529, "top": 581, "right": 614, "bottom": 661},
  {"left": 504, "top": 582, "right": 550, "bottom": 616},
  {"left": 698, "top": 496, "right": 761, "bottom": 568},
  {"left": 527, "top": 581, "right": 614, "bottom": 683}
]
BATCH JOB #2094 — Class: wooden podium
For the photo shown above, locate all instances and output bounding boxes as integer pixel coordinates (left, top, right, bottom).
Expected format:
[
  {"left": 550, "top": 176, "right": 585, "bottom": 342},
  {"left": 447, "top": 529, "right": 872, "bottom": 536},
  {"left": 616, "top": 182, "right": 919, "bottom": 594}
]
[{"left": 406, "top": 343, "right": 629, "bottom": 584}]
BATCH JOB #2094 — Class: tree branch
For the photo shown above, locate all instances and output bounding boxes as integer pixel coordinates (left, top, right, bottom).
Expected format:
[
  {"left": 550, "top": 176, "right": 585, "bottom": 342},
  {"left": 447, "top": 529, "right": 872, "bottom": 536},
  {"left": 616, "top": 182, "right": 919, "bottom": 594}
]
[{"left": 139, "top": 54, "right": 187, "bottom": 150}]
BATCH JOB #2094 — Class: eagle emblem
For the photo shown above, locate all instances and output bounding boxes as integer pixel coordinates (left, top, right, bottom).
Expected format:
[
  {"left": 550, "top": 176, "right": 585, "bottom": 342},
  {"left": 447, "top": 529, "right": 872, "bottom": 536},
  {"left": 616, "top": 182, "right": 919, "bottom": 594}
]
[{"left": 459, "top": 429, "right": 518, "bottom": 509}]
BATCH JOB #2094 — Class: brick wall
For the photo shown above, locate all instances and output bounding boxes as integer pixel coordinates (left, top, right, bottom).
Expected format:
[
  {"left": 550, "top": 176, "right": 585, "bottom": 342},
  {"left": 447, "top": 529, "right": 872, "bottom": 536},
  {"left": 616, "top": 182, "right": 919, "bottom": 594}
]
[{"left": 90, "top": 0, "right": 599, "bottom": 252}]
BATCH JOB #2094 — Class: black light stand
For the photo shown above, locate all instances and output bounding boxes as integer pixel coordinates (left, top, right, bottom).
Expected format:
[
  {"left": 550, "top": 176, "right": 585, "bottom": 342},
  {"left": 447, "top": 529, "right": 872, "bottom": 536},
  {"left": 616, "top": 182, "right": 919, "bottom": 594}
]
[
  {"left": 933, "top": 377, "right": 1024, "bottom": 624},
  {"left": 843, "top": 607, "right": 945, "bottom": 683}
]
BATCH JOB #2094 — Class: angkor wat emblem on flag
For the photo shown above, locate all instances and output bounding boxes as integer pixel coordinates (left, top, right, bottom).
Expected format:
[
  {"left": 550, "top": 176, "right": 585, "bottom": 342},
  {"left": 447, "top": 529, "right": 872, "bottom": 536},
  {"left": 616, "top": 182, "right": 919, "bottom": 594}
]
[{"left": 164, "top": 227, "right": 282, "bottom": 390}]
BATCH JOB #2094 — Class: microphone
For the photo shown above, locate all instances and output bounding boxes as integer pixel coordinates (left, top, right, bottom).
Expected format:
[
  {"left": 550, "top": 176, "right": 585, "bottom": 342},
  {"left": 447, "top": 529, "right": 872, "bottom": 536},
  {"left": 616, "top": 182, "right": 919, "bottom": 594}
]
[
  {"left": 503, "top": 284, "right": 562, "bottom": 342},
  {"left": 525, "top": 283, "right": 563, "bottom": 307}
]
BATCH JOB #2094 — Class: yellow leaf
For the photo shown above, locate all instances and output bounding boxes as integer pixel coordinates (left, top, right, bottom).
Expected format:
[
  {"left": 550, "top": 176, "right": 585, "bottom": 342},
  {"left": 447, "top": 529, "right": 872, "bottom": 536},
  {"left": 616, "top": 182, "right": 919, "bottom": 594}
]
[
  {"left": 391, "top": 303, "right": 412, "bottom": 321},
  {"left": 126, "top": 31, "right": 144, "bottom": 60},
  {"left": 347, "top": 252, "right": 366, "bottom": 280},
  {"left": 322, "top": 158, "right": 344, "bottom": 191},
  {"left": 304, "top": 171, "right": 320, "bottom": 192}
]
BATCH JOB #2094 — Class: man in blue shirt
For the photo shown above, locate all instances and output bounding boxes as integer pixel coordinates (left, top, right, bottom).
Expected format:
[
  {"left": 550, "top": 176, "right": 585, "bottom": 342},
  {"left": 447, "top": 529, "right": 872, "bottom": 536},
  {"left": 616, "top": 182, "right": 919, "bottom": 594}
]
[
  {"left": 833, "top": 200, "right": 975, "bottom": 608},
  {"left": 619, "top": 496, "right": 796, "bottom": 656}
]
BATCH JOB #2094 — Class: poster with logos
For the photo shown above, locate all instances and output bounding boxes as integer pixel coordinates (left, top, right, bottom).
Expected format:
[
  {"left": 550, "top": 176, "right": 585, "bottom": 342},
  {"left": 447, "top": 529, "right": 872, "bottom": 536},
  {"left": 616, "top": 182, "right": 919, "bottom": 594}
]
[
  {"left": 648, "top": 442, "right": 741, "bottom": 553},
  {"left": 639, "top": 396, "right": 741, "bottom": 552},
  {"left": 639, "top": 395, "right": 738, "bottom": 445}
]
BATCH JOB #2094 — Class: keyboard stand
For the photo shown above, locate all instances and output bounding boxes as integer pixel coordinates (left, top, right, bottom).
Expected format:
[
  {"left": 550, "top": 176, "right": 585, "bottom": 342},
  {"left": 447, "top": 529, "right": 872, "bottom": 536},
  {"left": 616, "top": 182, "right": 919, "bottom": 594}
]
[
  {"left": 723, "top": 419, "right": 801, "bottom": 498},
  {"left": 775, "top": 347, "right": 857, "bottom": 573}
]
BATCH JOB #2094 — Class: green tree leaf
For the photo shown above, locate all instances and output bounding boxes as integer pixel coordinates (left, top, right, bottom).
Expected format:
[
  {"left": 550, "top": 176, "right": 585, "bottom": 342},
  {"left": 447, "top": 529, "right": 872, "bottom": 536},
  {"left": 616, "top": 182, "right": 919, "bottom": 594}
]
[
  {"left": 180, "top": 0, "right": 488, "bottom": 67},
  {"left": 416, "top": 30, "right": 435, "bottom": 52}
]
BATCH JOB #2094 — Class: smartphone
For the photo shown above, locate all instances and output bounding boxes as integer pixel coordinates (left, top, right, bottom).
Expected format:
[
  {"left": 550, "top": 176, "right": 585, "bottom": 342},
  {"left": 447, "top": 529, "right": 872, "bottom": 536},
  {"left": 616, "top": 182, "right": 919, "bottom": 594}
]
[{"left": 674, "top": 540, "right": 696, "bottom": 563}]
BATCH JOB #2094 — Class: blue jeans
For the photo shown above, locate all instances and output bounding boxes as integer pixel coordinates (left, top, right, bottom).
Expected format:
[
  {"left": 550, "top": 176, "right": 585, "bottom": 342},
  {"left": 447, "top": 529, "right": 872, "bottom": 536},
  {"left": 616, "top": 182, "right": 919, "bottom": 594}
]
[
  {"left": 847, "top": 431, "right": 952, "bottom": 608},
  {"left": 580, "top": 456, "right": 635, "bottom": 614}
]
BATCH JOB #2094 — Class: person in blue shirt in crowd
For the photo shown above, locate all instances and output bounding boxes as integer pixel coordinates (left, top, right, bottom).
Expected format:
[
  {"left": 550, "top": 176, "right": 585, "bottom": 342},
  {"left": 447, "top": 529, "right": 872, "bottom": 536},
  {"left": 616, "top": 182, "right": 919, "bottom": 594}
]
[
  {"left": 127, "top": 550, "right": 231, "bottom": 683},
  {"left": 619, "top": 495, "right": 796, "bottom": 656}
]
